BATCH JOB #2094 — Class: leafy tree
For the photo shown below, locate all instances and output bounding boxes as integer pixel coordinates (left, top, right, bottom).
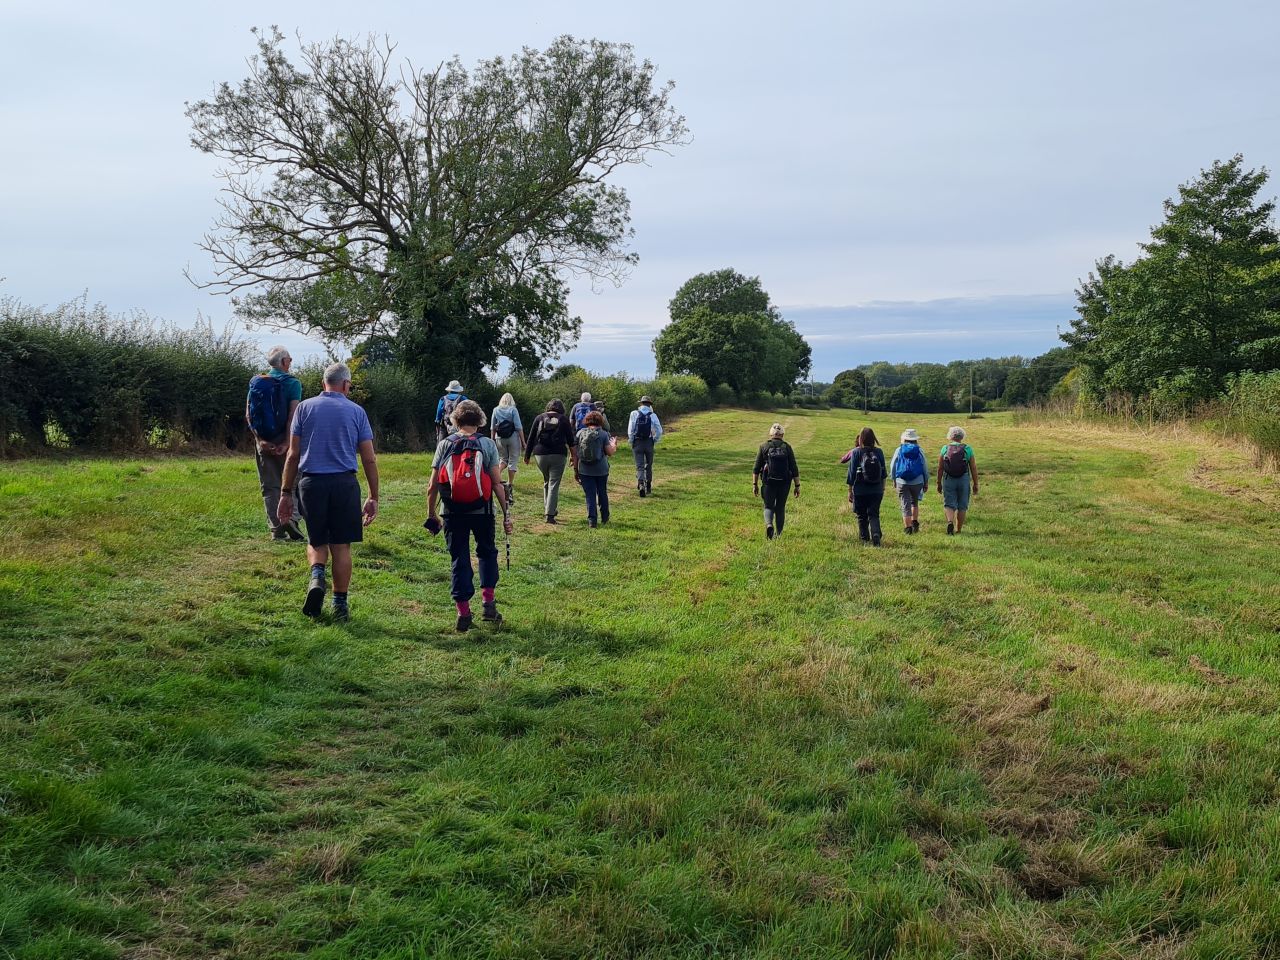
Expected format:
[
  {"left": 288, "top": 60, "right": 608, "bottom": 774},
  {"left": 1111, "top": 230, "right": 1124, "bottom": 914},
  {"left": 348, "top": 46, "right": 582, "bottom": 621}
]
[
  {"left": 653, "top": 269, "right": 810, "bottom": 393},
  {"left": 187, "top": 29, "right": 688, "bottom": 386},
  {"left": 1064, "top": 156, "right": 1280, "bottom": 404},
  {"left": 668, "top": 268, "right": 774, "bottom": 321}
]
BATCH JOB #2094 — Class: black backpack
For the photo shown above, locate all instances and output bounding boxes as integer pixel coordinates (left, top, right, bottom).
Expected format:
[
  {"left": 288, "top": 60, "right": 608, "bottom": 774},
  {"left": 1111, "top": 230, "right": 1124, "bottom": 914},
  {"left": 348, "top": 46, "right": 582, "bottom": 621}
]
[
  {"left": 495, "top": 416, "right": 516, "bottom": 439},
  {"left": 765, "top": 441, "right": 791, "bottom": 481},
  {"left": 849, "top": 448, "right": 884, "bottom": 485}
]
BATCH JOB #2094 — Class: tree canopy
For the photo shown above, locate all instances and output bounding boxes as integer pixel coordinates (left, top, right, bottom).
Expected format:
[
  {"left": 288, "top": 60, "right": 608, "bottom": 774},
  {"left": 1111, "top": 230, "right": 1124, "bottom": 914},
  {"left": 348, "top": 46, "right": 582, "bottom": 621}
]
[
  {"left": 187, "top": 29, "right": 688, "bottom": 385},
  {"left": 652, "top": 269, "right": 810, "bottom": 394},
  {"left": 1064, "top": 155, "right": 1280, "bottom": 407}
]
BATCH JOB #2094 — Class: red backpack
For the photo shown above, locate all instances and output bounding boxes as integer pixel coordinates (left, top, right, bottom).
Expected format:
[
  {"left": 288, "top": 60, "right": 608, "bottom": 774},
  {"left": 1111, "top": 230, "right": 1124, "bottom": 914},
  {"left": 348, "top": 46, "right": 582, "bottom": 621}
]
[{"left": 436, "top": 434, "right": 493, "bottom": 509}]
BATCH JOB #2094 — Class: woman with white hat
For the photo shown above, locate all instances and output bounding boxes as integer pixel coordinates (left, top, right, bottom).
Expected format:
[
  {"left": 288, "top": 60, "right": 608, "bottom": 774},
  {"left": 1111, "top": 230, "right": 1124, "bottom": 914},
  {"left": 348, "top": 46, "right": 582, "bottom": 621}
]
[{"left": 889, "top": 428, "right": 928, "bottom": 535}]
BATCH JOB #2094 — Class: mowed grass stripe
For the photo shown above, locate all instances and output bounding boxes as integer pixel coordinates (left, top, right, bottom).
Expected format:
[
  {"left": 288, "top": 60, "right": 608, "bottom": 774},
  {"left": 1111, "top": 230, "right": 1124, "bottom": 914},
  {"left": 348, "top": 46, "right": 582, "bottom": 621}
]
[{"left": 1, "top": 408, "right": 1278, "bottom": 959}]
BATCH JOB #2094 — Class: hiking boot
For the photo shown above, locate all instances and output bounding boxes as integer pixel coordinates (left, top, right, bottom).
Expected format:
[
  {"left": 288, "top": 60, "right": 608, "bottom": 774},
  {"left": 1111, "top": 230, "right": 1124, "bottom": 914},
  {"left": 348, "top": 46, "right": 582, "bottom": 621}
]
[
  {"left": 904, "top": 525, "right": 914, "bottom": 535},
  {"left": 589, "top": 518, "right": 598, "bottom": 529},
  {"left": 332, "top": 603, "right": 350, "bottom": 623},
  {"left": 912, "top": 519, "right": 920, "bottom": 533},
  {"left": 482, "top": 602, "right": 503, "bottom": 625},
  {"left": 946, "top": 521, "right": 955, "bottom": 535},
  {"left": 456, "top": 614, "right": 473, "bottom": 632},
  {"left": 271, "top": 528, "right": 289, "bottom": 541},
  {"left": 282, "top": 519, "right": 306, "bottom": 542},
  {"left": 766, "top": 525, "right": 774, "bottom": 540},
  {"left": 645, "top": 482, "right": 653, "bottom": 496},
  {"left": 872, "top": 536, "right": 882, "bottom": 547},
  {"left": 638, "top": 486, "right": 647, "bottom": 498},
  {"left": 303, "top": 573, "right": 327, "bottom": 617},
  {"left": 600, "top": 511, "right": 610, "bottom": 525}
]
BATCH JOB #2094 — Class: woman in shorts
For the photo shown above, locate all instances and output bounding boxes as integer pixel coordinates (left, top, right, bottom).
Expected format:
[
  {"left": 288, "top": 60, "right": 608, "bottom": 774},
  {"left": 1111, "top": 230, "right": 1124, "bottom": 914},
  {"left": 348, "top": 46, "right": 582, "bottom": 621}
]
[
  {"left": 937, "top": 425, "right": 979, "bottom": 535},
  {"left": 489, "top": 393, "right": 526, "bottom": 505},
  {"left": 889, "top": 428, "right": 928, "bottom": 535}
]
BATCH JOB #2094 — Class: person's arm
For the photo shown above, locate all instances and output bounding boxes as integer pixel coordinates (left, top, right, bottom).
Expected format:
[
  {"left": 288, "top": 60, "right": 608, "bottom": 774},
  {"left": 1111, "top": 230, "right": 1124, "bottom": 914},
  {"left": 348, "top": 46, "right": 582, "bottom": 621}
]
[
  {"left": 276, "top": 434, "right": 302, "bottom": 525},
  {"left": 752, "top": 445, "right": 765, "bottom": 497},
  {"left": 653, "top": 415, "right": 663, "bottom": 443},
  {"left": 969, "top": 452, "right": 979, "bottom": 496},
  {"left": 937, "top": 454, "right": 945, "bottom": 494},
  {"left": 524, "top": 418, "right": 536, "bottom": 463},
  {"left": 427, "top": 471, "right": 441, "bottom": 521},
  {"left": 790, "top": 446, "right": 800, "bottom": 498},
  {"left": 358, "top": 438, "right": 379, "bottom": 525},
  {"left": 627, "top": 410, "right": 637, "bottom": 443},
  {"left": 840, "top": 448, "right": 854, "bottom": 464}
]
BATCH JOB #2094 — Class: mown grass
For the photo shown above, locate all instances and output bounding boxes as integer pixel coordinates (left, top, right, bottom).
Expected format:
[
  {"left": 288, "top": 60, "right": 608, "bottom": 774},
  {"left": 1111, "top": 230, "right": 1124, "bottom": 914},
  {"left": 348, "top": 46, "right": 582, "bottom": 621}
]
[{"left": 2, "top": 408, "right": 1278, "bottom": 959}]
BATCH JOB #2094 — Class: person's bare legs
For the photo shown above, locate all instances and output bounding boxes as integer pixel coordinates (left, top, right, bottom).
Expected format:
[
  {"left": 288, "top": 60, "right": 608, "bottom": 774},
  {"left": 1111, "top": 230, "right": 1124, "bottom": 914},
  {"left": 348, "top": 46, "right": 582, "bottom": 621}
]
[
  {"left": 307, "top": 545, "right": 329, "bottom": 568},
  {"left": 944, "top": 506, "right": 957, "bottom": 526},
  {"left": 329, "top": 544, "right": 352, "bottom": 592},
  {"left": 955, "top": 509, "right": 967, "bottom": 533}
]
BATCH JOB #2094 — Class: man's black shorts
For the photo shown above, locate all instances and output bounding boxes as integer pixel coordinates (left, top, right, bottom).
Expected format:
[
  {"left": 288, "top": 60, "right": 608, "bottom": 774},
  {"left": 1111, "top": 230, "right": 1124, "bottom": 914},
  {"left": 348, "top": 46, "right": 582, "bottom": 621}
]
[{"left": 298, "top": 472, "right": 363, "bottom": 546}]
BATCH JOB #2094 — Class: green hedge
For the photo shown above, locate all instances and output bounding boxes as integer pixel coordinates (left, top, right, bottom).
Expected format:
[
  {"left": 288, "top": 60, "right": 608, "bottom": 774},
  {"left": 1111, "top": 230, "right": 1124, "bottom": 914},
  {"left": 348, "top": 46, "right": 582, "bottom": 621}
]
[
  {"left": 2, "top": 299, "right": 781, "bottom": 457},
  {"left": 1, "top": 298, "right": 257, "bottom": 455}
]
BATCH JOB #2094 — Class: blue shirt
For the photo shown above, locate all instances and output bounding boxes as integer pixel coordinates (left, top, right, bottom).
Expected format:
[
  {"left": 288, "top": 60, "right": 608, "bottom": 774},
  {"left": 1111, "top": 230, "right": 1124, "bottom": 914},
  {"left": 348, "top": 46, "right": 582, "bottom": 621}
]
[
  {"left": 490, "top": 406, "right": 523, "bottom": 434},
  {"left": 627, "top": 406, "right": 663, "bottom": 443},
  {"left": 292, "top": 392, "right": 374, "bottom": 474},
  {"left": 435, "top": 392, "right": 466, "bottom": 424}
]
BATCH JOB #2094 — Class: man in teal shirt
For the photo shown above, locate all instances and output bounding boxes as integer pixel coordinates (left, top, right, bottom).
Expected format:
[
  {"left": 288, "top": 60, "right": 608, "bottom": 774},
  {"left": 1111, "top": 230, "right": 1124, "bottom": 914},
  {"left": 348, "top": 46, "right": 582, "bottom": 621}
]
[{"left": 246, "top": 345, "right": 304, "bottom": 540}]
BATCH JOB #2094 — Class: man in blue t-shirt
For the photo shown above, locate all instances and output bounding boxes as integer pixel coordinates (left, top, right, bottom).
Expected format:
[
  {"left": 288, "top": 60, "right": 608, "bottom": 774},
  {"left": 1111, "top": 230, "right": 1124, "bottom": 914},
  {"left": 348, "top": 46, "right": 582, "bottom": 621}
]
[
  {"left": 245, "top": 345, "right": 305, "bottom": 541},
  {"left": 278, "top": 362, "right": 380, "bottom": 622}
]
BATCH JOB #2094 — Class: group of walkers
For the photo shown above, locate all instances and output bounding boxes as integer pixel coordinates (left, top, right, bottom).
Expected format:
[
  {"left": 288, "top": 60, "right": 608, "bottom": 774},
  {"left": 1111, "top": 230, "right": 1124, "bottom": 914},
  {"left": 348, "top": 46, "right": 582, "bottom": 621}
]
[
  {"left": 246, "top": 347, "right": 979, "bottom": 630},
  {"left": 245, "top": 352, "right": 666, "bottom": 630},
  {"left": 751, "top": 423, "right": 979, "bottom": 543}
]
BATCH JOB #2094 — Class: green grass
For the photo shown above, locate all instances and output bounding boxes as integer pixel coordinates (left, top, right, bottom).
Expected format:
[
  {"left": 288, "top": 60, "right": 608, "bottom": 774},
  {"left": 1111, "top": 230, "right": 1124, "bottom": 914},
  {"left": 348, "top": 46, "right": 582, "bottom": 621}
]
[{"left": 2, "top": 408, "right": 1279, "bottom": 959}]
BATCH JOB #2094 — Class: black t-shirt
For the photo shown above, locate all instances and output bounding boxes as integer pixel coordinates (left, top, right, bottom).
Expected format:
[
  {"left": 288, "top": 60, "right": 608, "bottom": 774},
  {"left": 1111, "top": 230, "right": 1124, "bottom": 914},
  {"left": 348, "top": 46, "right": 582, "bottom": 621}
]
[{"left": 528, "top": 412, "right": 575, "bottom": 456}]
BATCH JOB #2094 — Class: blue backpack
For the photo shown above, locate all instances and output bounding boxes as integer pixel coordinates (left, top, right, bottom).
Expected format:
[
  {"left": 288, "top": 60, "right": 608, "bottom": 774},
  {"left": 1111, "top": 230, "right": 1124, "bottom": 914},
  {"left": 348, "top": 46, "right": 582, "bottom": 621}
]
[
  {"left": 247, "top": 374, "right": 290, "bottom": 440},
  {"left": 633, "top": 410, "right": 652, "bottom": 440},
  {"left": 893, "top": 443, "right": 925, "bottom": 481}
]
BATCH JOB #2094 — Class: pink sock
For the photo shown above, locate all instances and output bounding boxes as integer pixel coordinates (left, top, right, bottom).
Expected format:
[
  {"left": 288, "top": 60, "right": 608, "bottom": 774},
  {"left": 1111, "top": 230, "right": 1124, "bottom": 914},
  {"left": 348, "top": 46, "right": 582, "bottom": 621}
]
[
  {"left": 456, "top": 601, "right": 471, "bottom": 617},
  {"left": 482, "top": 588, "right": 495, "bottom": 604}
]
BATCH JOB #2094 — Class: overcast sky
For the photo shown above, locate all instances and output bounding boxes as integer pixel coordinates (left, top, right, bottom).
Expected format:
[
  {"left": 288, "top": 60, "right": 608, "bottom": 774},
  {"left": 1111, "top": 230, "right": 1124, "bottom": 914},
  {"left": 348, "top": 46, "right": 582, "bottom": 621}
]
[{"left": 4, "top": 0, "right": 1278, "bottom": 379}]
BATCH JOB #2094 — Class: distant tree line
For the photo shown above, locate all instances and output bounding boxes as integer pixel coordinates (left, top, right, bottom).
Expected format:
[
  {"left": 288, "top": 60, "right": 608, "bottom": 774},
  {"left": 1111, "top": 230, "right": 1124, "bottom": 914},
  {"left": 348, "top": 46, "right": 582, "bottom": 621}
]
[{"left": 823, "top": 350, "right": 1075, "bottom": 413}]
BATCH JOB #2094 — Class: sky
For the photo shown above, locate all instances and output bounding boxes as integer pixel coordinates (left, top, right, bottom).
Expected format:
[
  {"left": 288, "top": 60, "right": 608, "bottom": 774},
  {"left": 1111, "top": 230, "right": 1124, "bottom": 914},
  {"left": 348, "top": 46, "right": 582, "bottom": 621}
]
[{"left": 3, "top": 0, "right": 1278, "bottom": 381}]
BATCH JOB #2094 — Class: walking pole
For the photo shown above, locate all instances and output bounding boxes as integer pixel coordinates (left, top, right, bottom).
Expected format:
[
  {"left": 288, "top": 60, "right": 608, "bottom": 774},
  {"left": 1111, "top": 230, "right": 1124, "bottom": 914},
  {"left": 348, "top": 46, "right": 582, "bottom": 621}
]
[{"left": 505, "top": 530, "right": 511, "bottom": 570}]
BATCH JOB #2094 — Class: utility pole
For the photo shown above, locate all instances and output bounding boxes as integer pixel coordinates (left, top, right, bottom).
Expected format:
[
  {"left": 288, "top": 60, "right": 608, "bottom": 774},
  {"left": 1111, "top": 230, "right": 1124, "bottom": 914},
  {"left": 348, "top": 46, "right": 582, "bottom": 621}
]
[
  {"left": 969, "top": 365, "right": 975, "bottom": 417},
  {"left": 863, "top": 372, "right": 869, "bottom": 416}
]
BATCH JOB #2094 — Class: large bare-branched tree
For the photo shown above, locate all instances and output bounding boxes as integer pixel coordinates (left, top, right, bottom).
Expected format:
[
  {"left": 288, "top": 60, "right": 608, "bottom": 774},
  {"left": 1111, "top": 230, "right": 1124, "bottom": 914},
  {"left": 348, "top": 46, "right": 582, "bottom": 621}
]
[{"left": 187, "top": 29, "right": 687, "bottom": 381}]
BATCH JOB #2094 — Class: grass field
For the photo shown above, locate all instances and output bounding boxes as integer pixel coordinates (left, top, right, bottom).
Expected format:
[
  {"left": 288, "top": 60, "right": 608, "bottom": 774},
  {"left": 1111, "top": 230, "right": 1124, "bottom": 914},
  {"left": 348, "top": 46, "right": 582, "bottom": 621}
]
[{"left": 2, "top": 407, "right": 1279, "bottom": 959}]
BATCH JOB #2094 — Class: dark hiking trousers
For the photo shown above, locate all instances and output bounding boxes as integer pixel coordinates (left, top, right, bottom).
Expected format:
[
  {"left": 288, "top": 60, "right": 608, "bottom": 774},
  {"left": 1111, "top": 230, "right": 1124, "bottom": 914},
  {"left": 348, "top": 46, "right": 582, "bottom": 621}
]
[
  {"left": 852, "top": 485, "right": 884, "bottom": 541},
  {"left": 444, "top": 511, "right": 499, "bottom": 602},
  {"left": 762, "top": 479, "right": 791, "bottom": 534},
  {"left": 631, "top": 437, "right": 655, "bottom": 490}
]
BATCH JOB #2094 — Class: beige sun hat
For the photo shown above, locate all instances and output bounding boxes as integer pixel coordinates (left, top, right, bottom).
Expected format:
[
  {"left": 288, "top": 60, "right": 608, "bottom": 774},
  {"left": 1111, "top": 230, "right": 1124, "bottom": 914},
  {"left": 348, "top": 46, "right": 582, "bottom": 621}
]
[{"left": 900, "top": 428, "right": 920, "bottom": 442}]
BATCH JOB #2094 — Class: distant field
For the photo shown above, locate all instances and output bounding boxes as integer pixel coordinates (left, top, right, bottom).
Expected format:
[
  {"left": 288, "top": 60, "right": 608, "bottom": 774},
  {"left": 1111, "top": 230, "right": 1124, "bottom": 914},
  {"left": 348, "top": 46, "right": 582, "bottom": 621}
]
[{"left": 2, "top": 408, "right": 1278, "bottom": 959}]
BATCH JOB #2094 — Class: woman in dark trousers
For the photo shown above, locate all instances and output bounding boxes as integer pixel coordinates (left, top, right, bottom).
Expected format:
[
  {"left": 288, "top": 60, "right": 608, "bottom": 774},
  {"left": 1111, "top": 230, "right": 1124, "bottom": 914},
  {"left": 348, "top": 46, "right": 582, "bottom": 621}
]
[
  {"left": 753, "top": 422, "right": 800, "bottom": 540},
  {"left": 573, "top": 410, "right": 615, "bottom": 527},
  {"left": 841, "top": 427, "right": 887, "bottom": 546},
  {"left": 524, "top": 399, "right": 577, "bottom": 524}
]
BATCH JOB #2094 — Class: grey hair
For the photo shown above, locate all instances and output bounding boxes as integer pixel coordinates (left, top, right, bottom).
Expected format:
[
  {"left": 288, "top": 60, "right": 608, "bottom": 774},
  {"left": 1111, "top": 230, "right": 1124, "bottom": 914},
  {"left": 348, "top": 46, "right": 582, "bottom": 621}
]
[
  {"left": 768, "top": 422, "right": 785, "bottom": 438},
  {"left": 323, "top": 362, "right": 352, "bottom": 387},
  {"left": 947, "top": 425, "right": 966, "bottom": 441},
  {"left": 499, "top": 392, "right": 516, "bottom": 407},
  {"left": 266, "top": 345, "right": 290, "bottom": 369},
  {"left": 580, "top": 392, "right": 592, "bottom": 402}
]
